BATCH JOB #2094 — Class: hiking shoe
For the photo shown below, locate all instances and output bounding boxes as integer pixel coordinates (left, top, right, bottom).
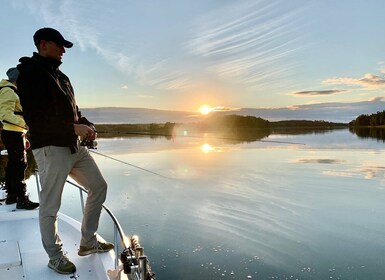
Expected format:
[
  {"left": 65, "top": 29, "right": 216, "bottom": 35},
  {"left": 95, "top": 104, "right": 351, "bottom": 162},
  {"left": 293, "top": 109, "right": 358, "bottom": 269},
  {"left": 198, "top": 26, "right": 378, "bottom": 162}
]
[
  {"left": 78, "top": 241, "right": 114, "bottom": 256},
  {"left": 0, "top": 188, "right": 7, "bottom": 201},
  {"left": 16, "top": 196, "right": 39, "bottom": 210},
  {"left": 5, "top": 194, "right": 17, "bottom": 205},
  {"left": 48, "top": 255, "right": 76, "bottom": 274}
]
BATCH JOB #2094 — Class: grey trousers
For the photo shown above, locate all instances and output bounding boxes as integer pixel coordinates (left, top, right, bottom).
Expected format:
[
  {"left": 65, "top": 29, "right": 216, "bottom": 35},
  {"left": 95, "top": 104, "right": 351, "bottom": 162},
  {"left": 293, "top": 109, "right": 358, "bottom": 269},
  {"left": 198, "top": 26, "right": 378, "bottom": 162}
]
[{"left": 33, "top": 145, "right": 107, "bottom": 260}]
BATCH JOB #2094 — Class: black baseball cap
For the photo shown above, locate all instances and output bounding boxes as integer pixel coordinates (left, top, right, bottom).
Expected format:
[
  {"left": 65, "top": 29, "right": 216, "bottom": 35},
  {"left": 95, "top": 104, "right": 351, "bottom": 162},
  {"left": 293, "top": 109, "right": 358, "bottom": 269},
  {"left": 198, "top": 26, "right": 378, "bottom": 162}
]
[{"left": 33, "top": 27, "right": 73, "bottom": 48}]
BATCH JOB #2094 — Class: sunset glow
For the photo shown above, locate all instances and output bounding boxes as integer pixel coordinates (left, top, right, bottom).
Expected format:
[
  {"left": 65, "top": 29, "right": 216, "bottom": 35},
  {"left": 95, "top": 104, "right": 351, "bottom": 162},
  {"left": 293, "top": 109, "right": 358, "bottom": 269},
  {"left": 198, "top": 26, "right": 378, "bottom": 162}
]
[
  {"left": 198, "top": 105, "right": 213, "bottom": 115},
  {"left": 200, "top": 143, "right": 213, "bottom": 153}
]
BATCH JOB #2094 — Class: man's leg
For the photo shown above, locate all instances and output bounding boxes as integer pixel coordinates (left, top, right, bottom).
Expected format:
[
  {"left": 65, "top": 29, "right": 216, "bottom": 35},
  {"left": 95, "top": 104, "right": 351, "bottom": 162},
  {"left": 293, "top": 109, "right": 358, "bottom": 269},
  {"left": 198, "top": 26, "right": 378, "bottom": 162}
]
[
  {"left": 33, "top": 146, "right": 73, "bottom": 260},
  {"left": 69, "top": 146, "right": 108, "bottom": 247},
  {"left": 1, "top": 130, "right": 27, "bottom": 201}
]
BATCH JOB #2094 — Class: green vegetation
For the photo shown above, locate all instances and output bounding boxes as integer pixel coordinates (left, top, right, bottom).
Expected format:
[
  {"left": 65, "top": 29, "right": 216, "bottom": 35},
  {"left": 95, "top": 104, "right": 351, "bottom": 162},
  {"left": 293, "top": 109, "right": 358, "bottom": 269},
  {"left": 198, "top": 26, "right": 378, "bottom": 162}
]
[
  {"left": 95, "top": 122, "right": 175, "bottom": 138},
  {"left": 200, "top": 114, "right": 270, "bottom": 129},
  {"left": 174, "top": 115, "right": 347, "bottom": 143},
  {"left": 349, "top": 110, "right": 385, "bottom": 127},
  {"left": 348, "top": 111, "right": 385, "bottom": 142},
  {"left": 271, "top": 120, "right": 346, "bottom": 128},
  {"left": 95, "top": 115, "right": 347, "bottom": 141}
]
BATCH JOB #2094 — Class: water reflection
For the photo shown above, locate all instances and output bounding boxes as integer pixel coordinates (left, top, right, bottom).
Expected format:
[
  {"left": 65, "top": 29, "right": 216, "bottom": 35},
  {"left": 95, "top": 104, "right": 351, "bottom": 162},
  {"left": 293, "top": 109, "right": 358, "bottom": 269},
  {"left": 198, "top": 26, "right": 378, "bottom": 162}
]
[
  {"left": 13, "top": 128, "right": 385, "bottom": 279},
  {"left": 200, "top": 143, "right": 214, "bottom": 153},
  {"left": 350, "top": 126, "right": 385, "bottom": 142}
]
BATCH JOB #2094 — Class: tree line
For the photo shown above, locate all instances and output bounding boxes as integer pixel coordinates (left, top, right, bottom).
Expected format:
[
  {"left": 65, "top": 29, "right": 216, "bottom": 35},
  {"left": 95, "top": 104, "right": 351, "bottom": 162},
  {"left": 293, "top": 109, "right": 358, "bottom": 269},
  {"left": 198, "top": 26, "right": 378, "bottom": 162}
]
[{"left": 350, "top": 110, "right": 385, "bottom": 126}]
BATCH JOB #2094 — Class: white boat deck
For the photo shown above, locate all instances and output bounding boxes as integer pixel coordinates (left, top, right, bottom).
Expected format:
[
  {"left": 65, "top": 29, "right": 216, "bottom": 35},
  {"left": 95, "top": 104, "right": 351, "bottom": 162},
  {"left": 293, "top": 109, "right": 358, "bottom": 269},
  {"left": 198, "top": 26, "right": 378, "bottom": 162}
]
[{"left": 0, "top": 203, "right": 123, "bottom": 280}]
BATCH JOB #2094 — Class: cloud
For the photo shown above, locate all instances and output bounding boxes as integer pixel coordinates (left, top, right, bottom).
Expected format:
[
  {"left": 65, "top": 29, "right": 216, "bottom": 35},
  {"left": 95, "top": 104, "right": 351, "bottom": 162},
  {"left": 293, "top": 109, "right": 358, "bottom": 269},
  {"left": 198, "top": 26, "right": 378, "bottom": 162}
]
[
  {"left": 15, "top": 0, "right": 191, "bottom": 91},
  {"left": 137, "top": 95, "right": 154, "bottom": 99},
  {"left": 185, "top": 1, "right": 308, "bottom": 87},
  {"left": 293, "top": 158, "right": 345, "bottom": 164},
  {"left": 324, "top": 73, "right": 385, "bottom": 89},
  {"left": 323, "top": 163, "right": 385, "bottom": 180},
  {"left": 236, "top": 97, "right": 385, "bottom": 122},
  {"left": 136, "top": 60, "right": 192, "bottom": 90},
  {"left": 369, "top": 96, "right": 384, "bottom": 102},
  {"left": 211, "top": 106, "right": 239, "bottom": 112},
  {"left": 292, "top": 90, "right": 346, "bottom": 96},
  {"left": 121, "top": 85, "right": 128, "bottom": 89}
]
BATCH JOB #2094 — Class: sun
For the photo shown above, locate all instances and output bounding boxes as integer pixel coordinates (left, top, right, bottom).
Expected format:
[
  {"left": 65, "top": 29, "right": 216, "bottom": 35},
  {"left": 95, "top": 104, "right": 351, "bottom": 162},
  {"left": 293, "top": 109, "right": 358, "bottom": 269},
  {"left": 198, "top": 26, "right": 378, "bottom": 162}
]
[{"left": 198, "top": 104, "right": 213, "bottom": 115}]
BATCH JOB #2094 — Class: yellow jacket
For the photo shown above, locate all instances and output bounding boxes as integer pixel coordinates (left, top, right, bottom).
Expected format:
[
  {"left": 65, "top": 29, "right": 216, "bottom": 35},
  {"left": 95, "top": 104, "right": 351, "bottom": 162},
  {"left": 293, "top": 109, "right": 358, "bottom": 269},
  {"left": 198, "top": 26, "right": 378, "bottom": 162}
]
[{"left": 0, "top": 79, "right": 27, "bottom": 133}]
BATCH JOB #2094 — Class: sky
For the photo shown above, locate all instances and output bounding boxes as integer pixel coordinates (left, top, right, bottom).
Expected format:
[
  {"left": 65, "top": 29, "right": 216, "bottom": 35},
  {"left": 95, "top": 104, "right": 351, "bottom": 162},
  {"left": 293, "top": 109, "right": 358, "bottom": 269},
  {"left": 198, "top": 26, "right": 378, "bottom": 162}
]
[{"left": 1, "top": 0, "right": 385, "bottom": 122}]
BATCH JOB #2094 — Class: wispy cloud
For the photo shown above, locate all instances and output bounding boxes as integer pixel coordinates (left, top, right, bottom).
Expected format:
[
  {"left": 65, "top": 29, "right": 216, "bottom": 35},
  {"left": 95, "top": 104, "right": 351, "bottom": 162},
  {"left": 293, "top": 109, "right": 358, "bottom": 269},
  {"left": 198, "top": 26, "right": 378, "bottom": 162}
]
[
  {"left": 238, "top": 97, "right": 385, "bottom": 122},
  {"left": 13, "top": 0, "right": 311, "bottom": 94},
  {"left": 136, "top": 60, "right": 192, "bottom": 90},
  {"left": 14, "top": 0, "right": 191, "bottom": 91},
  {"left": 369, "top": 96, "right": 384, "bottom": 102},
  {"left": 186, "top": 0, "right": 308, "bottom": 87},
  {"left": 212, "top": 106, "right": 239, "bottom": 112},
  {"left": 293, "top": 158, "right": 345, "bottom": 164},
  {"left": 324, "top": 73, "right": 385, "bottom": 89},
  {"left": 323, "top": 162, "right": 385, "bottom": 180},
  {"left": 137, "top": 95, "right": 154, "bottom": 99},
  {"left": 292, "top": 90, "right": 346, "bottom": 96}
]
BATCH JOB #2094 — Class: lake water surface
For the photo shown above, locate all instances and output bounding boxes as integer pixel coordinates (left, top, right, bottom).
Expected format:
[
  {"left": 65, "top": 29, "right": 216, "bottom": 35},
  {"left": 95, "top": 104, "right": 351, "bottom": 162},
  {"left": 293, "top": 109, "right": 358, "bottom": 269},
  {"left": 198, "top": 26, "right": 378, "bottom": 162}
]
[{"left": 32, "top": 128, "right": 385, "bottom": 279}]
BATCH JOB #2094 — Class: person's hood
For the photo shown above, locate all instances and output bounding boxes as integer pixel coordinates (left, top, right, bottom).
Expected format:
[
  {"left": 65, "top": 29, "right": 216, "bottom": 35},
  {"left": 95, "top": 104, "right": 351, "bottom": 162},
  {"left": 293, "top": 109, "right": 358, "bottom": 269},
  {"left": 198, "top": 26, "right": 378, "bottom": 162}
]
[{"left": 0, "top": 79, "right": 16, "bottom": 90}]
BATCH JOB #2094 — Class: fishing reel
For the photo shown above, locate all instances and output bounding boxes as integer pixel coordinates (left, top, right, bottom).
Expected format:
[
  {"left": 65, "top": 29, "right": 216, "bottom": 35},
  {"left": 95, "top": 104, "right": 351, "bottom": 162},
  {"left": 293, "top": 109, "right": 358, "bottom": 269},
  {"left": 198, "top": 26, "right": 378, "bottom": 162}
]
[
  {"left": 120, "top": 237, "right": 155, "bottom": 280},
  {"left": 80, "top": 139, "right": 97, "bottom": 149}
]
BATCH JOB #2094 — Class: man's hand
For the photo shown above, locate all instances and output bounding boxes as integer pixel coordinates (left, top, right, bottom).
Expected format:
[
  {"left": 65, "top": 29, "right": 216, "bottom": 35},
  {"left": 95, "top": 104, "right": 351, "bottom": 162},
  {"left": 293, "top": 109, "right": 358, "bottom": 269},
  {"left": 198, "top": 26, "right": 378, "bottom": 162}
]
[{"left": 74, "top": 124, "right": 97, "bottom": 140}]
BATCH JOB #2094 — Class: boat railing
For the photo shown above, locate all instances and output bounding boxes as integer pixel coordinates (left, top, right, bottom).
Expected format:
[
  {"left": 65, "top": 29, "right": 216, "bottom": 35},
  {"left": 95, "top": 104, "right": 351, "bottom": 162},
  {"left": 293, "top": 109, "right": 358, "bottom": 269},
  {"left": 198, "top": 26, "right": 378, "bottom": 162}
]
[{"left": 33, "top": 173, "right": 155, "bottom": 280}]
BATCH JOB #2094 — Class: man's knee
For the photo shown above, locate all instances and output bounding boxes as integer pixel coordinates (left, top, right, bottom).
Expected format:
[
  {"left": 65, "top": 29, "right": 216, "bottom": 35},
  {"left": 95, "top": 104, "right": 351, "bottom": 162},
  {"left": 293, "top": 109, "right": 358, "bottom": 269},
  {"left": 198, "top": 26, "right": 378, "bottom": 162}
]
[{"left": 91, "top": 179, "right": 108, "bottom": 202}]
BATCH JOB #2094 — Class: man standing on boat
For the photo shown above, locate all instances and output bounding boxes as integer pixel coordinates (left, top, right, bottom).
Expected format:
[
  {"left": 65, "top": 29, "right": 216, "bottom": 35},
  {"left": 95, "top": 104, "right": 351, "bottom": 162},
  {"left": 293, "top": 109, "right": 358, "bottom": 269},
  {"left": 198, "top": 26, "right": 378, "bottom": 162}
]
[
  {"left": 16, "top": 27, "right": 114, "bottom": 275},
  {"left": 0, "top": 68, "right": 39, "bottom": 210}
]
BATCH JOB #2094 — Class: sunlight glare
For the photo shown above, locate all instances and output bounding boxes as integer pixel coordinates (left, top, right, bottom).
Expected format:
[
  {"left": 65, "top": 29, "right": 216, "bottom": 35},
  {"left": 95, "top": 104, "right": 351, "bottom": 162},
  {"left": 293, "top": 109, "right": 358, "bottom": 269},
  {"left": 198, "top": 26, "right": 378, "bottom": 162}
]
[
  {"left": 198, "top": 104, "right": 213, "bottom": 115},
  {"left": 201, "top": 143, "right": 213, "bottom": 153}
]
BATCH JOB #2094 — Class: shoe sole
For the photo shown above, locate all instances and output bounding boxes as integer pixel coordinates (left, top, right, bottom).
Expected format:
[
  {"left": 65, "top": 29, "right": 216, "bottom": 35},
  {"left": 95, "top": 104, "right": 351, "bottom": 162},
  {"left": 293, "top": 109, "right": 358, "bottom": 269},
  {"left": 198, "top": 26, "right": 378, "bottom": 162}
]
[
  {"left": 48, "top": 263, "right": 76, "bottom": 274},
  {"left": 78, "top": 249, "right": 112, "bottom": 257},
  {"left": 78, "top": 248, "right": 113, "bottom": 256},
  {"left": 78, "top": 249, "right": 97, "bottom": 256},
  {"left": 5, "top": 201, "right": 17, "bottom": 205},
  {"left": 16, "top": 206, "right": 39, "bottom": 210}
]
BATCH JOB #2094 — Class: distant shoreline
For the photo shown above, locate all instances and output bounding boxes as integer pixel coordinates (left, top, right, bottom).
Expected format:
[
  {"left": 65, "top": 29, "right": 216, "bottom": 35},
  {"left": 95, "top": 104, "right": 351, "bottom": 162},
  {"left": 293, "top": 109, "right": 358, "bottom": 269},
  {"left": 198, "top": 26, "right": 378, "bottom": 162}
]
[
  {"left": 94, "top": 120, "right": 349, "bottom": 139},
  {"left": 94, "top": 123, "right": 175, "bottom": 137}
]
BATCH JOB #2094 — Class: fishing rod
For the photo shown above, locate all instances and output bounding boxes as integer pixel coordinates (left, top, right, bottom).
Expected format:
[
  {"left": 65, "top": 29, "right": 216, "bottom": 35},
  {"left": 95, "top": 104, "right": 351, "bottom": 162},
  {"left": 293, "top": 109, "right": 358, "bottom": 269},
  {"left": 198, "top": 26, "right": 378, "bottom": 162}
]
[{"left": 89, "top": 149, "right": 173, "bottom": 180}]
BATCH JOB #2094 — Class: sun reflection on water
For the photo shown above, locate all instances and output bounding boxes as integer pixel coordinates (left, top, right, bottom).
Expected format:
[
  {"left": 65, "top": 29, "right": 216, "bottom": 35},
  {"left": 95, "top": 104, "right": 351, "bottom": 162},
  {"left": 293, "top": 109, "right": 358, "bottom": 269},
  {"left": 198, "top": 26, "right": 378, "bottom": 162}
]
[{"left": 201, "top": 143, "right": 214, "bottom": 153}]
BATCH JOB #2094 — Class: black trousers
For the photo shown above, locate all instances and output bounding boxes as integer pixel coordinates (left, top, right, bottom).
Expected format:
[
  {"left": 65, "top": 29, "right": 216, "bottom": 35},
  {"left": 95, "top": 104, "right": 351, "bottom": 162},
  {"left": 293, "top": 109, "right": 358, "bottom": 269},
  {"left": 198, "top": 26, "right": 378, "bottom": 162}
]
[{"left": 1, "top": 130, "right": 27, "bottom": 198}]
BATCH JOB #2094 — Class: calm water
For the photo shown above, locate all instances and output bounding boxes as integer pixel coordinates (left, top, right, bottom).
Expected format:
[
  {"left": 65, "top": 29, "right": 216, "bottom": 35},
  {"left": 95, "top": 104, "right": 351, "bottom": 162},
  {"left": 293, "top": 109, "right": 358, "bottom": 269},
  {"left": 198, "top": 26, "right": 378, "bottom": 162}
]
[{"left": 29, "top": 129, "right": 385, "bottom": 279}]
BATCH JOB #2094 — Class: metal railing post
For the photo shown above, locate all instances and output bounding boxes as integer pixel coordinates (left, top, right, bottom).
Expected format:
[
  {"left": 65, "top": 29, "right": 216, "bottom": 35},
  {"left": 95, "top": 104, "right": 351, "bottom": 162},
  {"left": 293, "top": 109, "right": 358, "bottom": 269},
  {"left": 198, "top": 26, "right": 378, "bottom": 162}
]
[
  {"left": 79, "top": 188, "right": 85, "bottom": 214},
  {"left": 35, "top": 171, "right": 41, "bottom": 196}
]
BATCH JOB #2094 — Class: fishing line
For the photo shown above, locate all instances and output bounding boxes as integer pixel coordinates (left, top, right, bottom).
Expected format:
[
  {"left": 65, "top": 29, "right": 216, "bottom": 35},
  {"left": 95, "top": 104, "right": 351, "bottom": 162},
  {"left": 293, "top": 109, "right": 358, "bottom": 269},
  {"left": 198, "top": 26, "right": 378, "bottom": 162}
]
[{"left": 89, "top": 150, "right": 173, "bottom": 180}]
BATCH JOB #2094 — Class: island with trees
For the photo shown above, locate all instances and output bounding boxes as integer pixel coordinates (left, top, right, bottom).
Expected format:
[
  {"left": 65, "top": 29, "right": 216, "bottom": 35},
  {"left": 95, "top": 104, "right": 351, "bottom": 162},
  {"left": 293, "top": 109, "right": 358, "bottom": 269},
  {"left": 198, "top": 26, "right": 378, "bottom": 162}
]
[{"left": 349, "top": 110, "right": 385, "bottom": 141}]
